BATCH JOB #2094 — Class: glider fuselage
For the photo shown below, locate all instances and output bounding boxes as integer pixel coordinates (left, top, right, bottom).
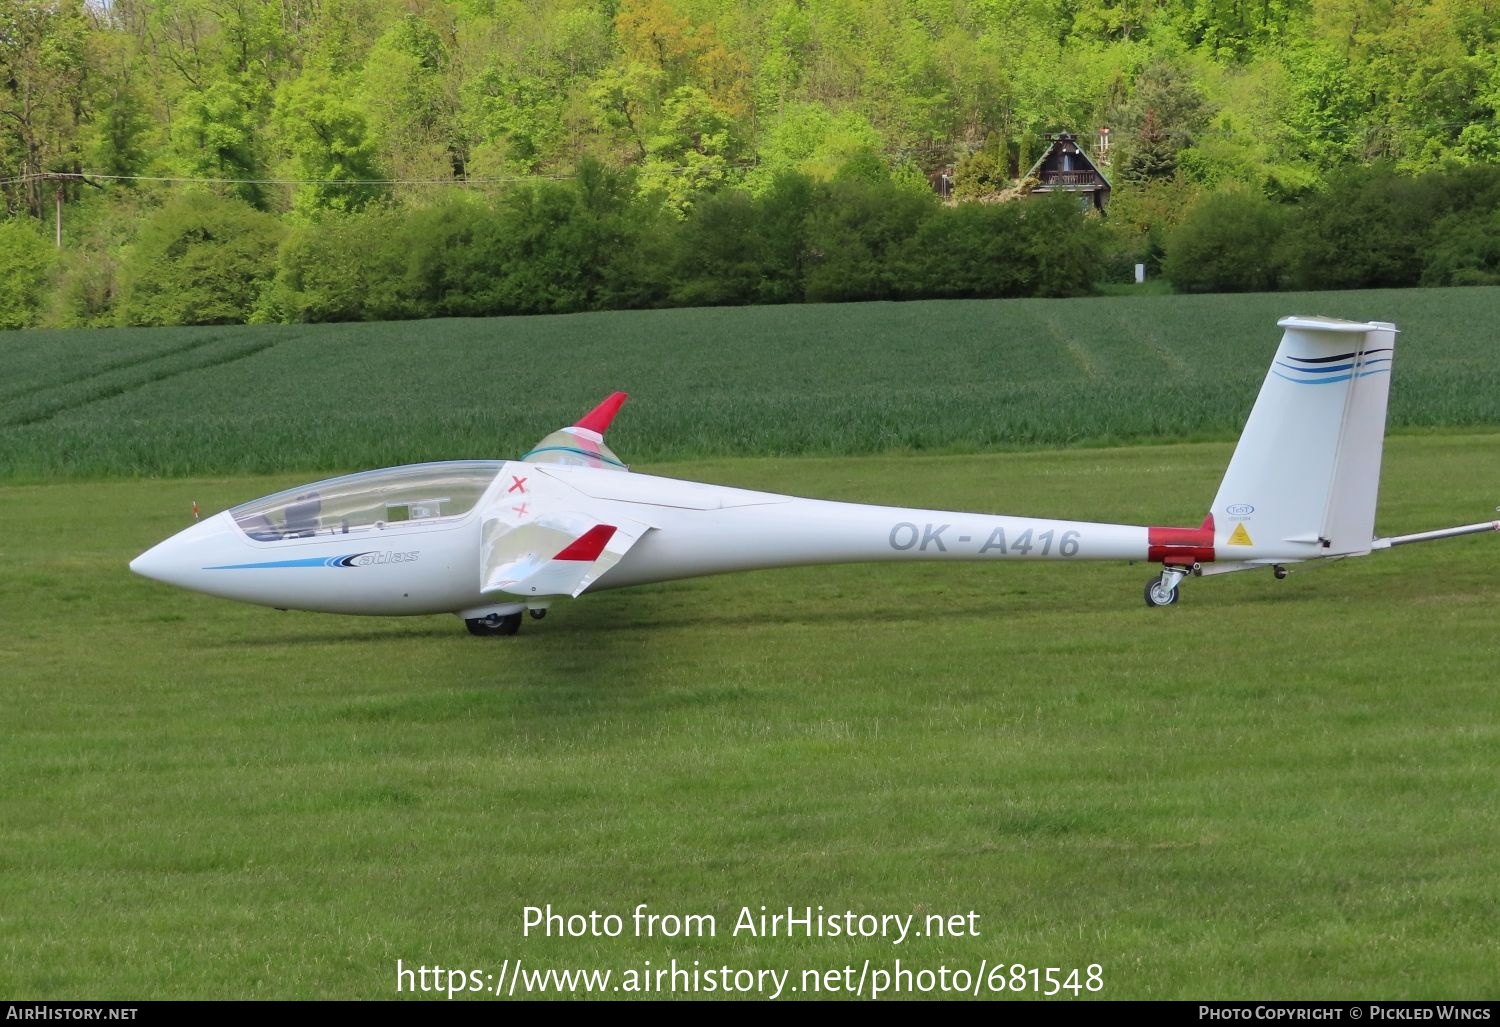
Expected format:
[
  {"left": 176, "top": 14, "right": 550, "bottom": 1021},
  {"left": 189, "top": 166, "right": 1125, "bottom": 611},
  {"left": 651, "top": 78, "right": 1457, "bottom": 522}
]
[
  {"left": 131, "top": 460, "right": 1159, "bottom": 617},
  {"left": 129, "top": 316, "right": 1499, "bottom": 630}
]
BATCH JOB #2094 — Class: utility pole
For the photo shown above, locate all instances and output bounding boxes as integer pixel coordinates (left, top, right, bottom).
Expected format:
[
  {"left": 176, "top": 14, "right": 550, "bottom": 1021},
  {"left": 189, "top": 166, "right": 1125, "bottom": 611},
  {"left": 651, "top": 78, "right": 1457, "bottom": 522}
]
[{"left": 41, "top": 172, "right": 94, "bottom": 248}]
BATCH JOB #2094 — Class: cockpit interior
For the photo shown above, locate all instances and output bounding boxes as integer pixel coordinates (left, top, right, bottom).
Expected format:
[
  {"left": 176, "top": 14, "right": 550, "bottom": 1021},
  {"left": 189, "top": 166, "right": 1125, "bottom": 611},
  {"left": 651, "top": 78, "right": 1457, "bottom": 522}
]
[{"left": 229, "top": 461, "right": 505, "bottom": 541}]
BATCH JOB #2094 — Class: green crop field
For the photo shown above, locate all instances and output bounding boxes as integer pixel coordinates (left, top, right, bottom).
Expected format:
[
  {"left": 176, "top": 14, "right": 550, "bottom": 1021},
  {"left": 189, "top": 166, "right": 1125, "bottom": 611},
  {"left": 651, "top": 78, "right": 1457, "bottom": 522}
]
[
  {"left": 2, "top": 292, "right": 1498, "bottom": 1001},
  {"left": 1, "top": 287, "right": 1497, "bottom": 481}
]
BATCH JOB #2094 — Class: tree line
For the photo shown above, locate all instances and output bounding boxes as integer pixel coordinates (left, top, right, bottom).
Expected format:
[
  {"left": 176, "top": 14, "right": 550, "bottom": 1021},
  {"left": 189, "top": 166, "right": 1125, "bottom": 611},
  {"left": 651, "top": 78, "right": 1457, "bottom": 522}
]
[
  {"left": 7, "top": 156, "right": 1494, "bottom": 330},
  {"left": 2, "top": 0, "right": 1499, "bottom": 328},
  {"left": 0, "top": 161, "right": 1108, "bottom": 326},
  {"left": 1162, "top": 163, "right": 1500, "bottom": 293}
]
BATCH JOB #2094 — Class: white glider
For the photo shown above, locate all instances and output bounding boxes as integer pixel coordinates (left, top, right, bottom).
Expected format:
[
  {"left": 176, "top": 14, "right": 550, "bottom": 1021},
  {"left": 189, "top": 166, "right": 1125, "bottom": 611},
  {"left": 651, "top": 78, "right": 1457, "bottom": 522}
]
[{"left": 131, "top": 316, "right": 1498, "bottom": 634}]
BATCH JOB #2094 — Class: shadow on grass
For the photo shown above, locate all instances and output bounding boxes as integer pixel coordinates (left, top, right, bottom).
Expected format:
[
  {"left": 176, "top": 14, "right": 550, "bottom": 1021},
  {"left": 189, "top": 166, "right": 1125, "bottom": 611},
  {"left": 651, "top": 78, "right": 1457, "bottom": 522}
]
[
  {"left": 210, "top": 625, "right": 463, "bottom": 648},
  {"left": 566, "top": 596, "right": 1033, "bottom": 633},
  {"left": 204, "top": 572, "right": 1334, "bottom": 650}
]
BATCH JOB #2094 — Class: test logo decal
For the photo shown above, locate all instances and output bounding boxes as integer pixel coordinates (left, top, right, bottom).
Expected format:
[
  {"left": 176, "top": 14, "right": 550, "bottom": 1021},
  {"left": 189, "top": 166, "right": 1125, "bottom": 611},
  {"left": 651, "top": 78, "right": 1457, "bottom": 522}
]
[{"left": 1224, "top": 503, "right": 1256, "bottom": 518}]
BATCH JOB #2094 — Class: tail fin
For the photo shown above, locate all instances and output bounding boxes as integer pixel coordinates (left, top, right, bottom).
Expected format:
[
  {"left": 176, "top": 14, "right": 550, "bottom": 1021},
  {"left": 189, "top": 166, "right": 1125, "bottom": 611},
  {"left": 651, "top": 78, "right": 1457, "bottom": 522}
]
[{"left": 1210, "top": 316, "right": 1399, "bottom": 559}]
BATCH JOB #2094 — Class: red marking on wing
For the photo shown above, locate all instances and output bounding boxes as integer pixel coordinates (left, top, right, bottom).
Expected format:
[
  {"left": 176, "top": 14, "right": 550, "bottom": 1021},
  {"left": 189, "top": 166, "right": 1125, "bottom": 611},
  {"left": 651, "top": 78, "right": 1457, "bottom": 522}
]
[
  {"left": 1148, "top": 513, "right": 1216, "bottom": 565},
  {"left": 574, "top": 392, "right": 629, "bottom": 435},
  {"left": 553, "top": 524, "right": 618, "bottom": 562},
  {"left": 508, "top": 476, "right": 528, "bottom": 494}
]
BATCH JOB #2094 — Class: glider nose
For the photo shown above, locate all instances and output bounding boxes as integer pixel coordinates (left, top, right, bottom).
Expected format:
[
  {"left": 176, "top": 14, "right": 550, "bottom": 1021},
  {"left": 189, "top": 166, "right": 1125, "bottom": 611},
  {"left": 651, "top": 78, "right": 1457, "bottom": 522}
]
[
  {"left": 128, "top": 545, "right": 167, "bottom": 582},
  {"left": 131, "top": 512, "right": 238, "bottom": 591}
]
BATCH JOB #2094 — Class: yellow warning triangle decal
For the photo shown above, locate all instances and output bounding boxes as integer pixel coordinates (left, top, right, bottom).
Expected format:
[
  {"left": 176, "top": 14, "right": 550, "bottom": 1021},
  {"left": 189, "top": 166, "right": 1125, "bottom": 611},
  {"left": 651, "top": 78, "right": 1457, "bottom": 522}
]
[{"left": 1227, "top": 523, "right": 1253, "bottom": 546}]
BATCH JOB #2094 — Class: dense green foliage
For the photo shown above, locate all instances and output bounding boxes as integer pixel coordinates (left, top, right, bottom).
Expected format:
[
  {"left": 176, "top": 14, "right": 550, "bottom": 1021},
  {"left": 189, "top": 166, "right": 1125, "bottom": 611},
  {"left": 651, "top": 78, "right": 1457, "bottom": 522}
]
[
  {"left": 119, "top": 192, "right": 287, "bottom": 325},
  {"left": 1164, "top": 187, "right": 1288, "bottom": 293},
  {"left": 1287, "top": 167, "right": 1456, "bottom": 291},
  {"left": 139, "top": 167, "right": 1104, "bottom": 323},
  {"left": 3, "top": 1, "right": 1500, "bottom": 324},
  {"left": 8, "top": 0, "right": 1492, "bottom": 202},
  {"left": 1162, "top": 163, "right": 1500, "bottom": 292},
  {"left": 0, "top": 218, "right": 54, "bottom": 328},
  {"left": 5, "top": 436, "right": 1499, "bottom": 997},
  {"left": 1287, "top": 164, "right": 1500, "bottom": 290},
  {"left": 2, "top": 289, "right": 1496, "bottom": 481}
]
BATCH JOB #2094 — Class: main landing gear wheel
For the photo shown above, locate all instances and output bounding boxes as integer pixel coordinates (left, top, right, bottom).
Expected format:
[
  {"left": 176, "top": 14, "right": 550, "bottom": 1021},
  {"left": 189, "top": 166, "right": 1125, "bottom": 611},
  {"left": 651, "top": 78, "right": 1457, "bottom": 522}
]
[
  {"left": 466, "top": 612, "right": 523, "bottom": 636},
  {"left": 1144, "top": 564, "right": 1189, "bottom": 607},
  {"left": 1144, "top": 578, "right": 1180, "bottom": 607}
]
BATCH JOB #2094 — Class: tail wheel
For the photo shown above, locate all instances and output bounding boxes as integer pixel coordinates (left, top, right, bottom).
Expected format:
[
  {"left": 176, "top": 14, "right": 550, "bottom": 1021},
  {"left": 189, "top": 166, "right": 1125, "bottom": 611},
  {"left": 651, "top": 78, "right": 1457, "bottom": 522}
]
[{"left": 1144, "top": 577, "right": 1180, "bottom": 607}]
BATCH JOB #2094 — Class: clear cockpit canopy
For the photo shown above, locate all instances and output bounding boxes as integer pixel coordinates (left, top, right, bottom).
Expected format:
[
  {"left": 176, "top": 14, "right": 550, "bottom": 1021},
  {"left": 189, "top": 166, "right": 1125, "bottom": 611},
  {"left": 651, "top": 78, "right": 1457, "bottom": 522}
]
[
  {"left": 521, "top": 428, "right": 627, "bottom": 471},
  {"left": 229, "top": 461, "right": 504, "bottom": 541}
]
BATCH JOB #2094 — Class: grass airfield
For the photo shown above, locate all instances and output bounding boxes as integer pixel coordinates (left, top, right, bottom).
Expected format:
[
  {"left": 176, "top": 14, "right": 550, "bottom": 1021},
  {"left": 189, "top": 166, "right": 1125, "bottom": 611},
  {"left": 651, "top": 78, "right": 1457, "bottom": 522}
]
[{"left": 2, "top": 433, "right": 1497, "bottom": 999}]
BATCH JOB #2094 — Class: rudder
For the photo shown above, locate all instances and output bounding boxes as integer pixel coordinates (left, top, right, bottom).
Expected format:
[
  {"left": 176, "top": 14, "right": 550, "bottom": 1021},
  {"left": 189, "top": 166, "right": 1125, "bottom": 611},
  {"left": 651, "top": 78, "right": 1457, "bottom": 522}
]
[{"left": 1210, "top": 316, "right": 1399, "bottom": 560}]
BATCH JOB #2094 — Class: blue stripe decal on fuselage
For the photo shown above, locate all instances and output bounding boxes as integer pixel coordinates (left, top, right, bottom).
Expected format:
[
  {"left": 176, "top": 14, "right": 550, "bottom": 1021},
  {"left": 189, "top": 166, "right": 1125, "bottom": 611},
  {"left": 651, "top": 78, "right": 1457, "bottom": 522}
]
[
  {"left": 205, "top": 555, "right": 355, "bottom": 570},
  {"left": 1275, "top": 357, "right": 1391, "bottom": 375},
  {"left": 1272, "top": 368, "right": 1392, "bottom": 386},
  {"left": 1282, "top": 347, "right": 1393, "bottom": 364}
]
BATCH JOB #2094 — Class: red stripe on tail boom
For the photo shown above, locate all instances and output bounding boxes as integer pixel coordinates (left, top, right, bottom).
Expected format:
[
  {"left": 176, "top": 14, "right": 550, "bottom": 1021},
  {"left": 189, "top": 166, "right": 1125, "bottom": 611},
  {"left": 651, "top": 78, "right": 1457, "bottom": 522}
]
[
  {"left": 1148, "top": 514, "right": 1216, "bottom": 565},
  {"left": 554, "top": 525, "right": 618, "bottom": 562}
]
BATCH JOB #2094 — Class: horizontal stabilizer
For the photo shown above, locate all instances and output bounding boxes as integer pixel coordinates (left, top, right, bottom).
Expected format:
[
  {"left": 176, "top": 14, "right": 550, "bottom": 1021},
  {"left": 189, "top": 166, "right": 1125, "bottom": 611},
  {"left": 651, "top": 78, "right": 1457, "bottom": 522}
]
[{"left": 481, "top": 512, "right": 649, "bottom": 599}]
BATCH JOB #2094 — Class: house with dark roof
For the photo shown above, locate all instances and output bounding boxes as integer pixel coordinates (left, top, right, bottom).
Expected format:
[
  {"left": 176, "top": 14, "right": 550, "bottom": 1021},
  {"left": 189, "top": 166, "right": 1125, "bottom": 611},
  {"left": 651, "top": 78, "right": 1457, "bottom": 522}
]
[{"left": 1022, "top": 132, "right": 1111, "bottom": 212}]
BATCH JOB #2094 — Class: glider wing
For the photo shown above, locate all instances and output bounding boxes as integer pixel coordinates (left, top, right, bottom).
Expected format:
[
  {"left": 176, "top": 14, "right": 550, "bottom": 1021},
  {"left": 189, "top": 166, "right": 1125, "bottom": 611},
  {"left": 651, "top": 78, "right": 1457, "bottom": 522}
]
[{"left": 480, "top": 510, "right": 650, "bottom": 598}]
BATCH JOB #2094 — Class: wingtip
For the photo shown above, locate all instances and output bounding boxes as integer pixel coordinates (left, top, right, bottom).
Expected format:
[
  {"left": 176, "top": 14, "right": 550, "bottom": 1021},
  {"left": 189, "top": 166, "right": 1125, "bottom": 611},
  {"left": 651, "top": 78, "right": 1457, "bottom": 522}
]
[{"left": 574, "top": 391, "right": 629, "bottom": 434}]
